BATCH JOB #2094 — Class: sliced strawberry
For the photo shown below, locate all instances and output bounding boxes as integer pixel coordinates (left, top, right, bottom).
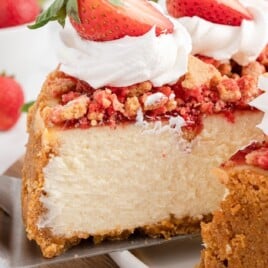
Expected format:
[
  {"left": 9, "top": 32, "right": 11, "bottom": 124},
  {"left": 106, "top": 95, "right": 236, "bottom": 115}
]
[
  {"left": 0, "top": 0, "right": 40, "bottom": 28},
  {"left": 166, "top": 0, "right": 253, "bottom": 26},
  {"left": 30, "top": 0, "right": 174, "bottom": 41},
  {"left": 71, "top": 0, "right": 173, "bottom": 41}
]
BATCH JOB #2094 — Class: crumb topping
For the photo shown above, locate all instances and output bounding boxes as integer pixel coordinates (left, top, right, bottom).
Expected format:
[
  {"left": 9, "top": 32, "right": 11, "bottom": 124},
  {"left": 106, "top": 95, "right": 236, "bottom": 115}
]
[{"left": 42, "top": 47, "right": 268, "bottom": 131}]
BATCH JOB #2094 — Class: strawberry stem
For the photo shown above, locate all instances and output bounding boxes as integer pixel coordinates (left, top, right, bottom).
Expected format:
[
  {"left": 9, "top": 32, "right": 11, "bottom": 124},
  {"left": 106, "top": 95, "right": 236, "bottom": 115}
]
[
  {"left": 28, "top": 0, "right": 80, "bottom": 29},
  {"left": 22, "top": 101, "right": 35, "bottom": 113},
  {"left": 66, "top": 0, "right": 80, "bottom": 23},
  {"left": 109, "top": 0, "right": 123, "bottom": 6},
  {"left": 0, "top": 71, "right": 14, "bottom": 78}
]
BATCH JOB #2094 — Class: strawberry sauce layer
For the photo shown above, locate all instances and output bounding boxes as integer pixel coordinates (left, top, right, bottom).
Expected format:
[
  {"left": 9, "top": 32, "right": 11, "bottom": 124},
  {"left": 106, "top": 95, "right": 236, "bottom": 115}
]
[{"left": 226, "top": 142, "right": 268, "bottom": 170}]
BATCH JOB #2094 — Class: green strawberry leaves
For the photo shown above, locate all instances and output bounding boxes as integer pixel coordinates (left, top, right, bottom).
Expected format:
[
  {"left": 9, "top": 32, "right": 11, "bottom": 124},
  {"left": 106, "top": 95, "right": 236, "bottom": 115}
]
[
  {"left": 28, "top": 0, "right": 125, "bottom": 29},
  {"left": 109, "top": 0, "right": 123, "bottom": 6},
  {"left": 21, "top": 101, "right": 35, "bottom": 113},
  {"left": 28, "top": 0, "right": 80, "bottom": 29},
  {"left": 66, "top": 0, "right": 80, "bottom": 23},
  {"left": 29, "top": 0, "right": 161, "bottom": 30}
]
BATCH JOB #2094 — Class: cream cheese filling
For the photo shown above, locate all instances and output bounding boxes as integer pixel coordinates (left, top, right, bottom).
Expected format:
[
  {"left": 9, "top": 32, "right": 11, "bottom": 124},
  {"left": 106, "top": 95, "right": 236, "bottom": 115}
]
[{"left": 38, "top": 111, "right": 264, "bottom": 237}]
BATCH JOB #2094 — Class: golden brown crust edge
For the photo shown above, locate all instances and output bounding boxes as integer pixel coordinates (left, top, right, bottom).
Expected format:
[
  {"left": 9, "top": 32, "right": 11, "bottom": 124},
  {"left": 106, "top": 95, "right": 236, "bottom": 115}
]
[
  {"left": 22, "top": 71, "right": 82, "bottom": 258},
  {"left": 22, "top": 70, "right": 209, "bottom": 258},
  {"left": 199, "top": 167, "right": 268, "bottom": 268}
]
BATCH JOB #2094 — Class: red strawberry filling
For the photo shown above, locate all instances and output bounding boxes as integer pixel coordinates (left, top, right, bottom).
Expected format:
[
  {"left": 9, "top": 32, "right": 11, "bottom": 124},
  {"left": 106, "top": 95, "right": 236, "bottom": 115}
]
[{"left": 226, "top": 142, "right": 268, "bottom": 170}]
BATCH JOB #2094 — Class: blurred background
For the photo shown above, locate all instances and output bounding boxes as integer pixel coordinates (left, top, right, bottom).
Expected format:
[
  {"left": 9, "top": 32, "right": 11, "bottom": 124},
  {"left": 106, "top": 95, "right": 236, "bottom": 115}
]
[{"left": 0, "top": 0, "right": 59, "bottom": 173}]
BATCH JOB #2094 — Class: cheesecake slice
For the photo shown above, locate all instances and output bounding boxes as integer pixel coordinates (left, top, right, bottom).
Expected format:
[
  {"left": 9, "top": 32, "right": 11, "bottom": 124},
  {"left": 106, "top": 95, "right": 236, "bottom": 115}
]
[
  {"left": 22, "top": 56, "right": 266, "bottom": 258},
  {"left": 199, "top": 142, "right": 268, "bottom": 268}
]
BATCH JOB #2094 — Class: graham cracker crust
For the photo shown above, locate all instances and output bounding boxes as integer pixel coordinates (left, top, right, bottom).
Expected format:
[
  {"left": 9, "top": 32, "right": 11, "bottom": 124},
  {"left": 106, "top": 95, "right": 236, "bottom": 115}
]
[{"left": 199, "top": 167, "right": 268, "bottom": 268}]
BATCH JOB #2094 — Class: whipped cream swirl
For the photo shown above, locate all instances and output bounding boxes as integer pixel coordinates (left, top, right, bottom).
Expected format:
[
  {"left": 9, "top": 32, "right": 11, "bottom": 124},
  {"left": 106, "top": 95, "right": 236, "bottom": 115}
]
[
  {"left": 167, "top": 0, "right": 268, "bottom": 65},
  {"left": 58, "top": 18, "right": 191, "bottom": 89}
]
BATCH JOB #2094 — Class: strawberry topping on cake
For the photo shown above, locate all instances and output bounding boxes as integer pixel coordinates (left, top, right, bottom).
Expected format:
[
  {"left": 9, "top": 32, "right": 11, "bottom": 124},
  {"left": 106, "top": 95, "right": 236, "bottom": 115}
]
[
  {"left": 166, "top": 0, "right": 253, "bottom": 26},
  {"left": 70, "top": 0, "right": 174, "bottom": 41},
  {"left": 30, "top": 0, "right": 174, "bottom": 40},
  {"left": 30, "top": 0, "right": 194, "bottom": 131},
  {"left": 29, "top": 0, "right": 268, "bottom": 137},
  {"left": 163, "top": 0, "right": 268, "bottom": 66}
]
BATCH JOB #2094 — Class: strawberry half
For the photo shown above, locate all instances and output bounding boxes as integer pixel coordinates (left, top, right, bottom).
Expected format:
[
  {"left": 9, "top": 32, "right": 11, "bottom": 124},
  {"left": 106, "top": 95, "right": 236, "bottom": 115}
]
[
  {"left": 166, "top": 0, "right": 253, "bottom": 26},
  {"left": 0, "top": 0, "right": 40, "bottom": 28},
  {"left": 0, "top": 74, "right": 24, "bottom": 131},
  {"left": 29, "top": 0, "right": 174, "bottom": 41}
]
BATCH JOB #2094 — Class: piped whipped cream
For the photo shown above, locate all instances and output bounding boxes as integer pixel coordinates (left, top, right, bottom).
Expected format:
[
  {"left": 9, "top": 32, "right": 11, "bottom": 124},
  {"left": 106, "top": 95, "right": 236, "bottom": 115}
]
[
  {"left": 163, "top": 0, "right": 268, "bottom": 65},
  {"left": 250, "top": 75, "right": 268, "bottom": 134},
  {"left": 58, "top": 17, "right": 191, "bottom": 89}
]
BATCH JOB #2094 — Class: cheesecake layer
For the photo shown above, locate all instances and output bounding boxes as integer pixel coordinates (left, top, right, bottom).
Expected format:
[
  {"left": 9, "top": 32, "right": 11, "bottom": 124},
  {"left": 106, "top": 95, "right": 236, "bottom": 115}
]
[{"left": 37, "top": 111, "right": 264, "bottom": 237}]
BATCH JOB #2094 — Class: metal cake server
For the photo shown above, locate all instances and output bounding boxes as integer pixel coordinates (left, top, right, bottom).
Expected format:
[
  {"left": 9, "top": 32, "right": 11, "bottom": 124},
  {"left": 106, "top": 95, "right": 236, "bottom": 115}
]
[{"left": 0, "top": 175, "right": 198, "bottom": 268}]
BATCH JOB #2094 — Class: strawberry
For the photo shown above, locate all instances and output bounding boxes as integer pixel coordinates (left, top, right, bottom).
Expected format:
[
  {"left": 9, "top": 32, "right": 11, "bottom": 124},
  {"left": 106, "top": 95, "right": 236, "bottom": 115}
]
[
  {"left": 0, "top": 74, "right": 24, "bottom": 131},
  {"left": 166, "top": 0, "right": 253, "bottom": 26},
  {"left": 29, "top": 0, "right": 174, "bottom": 41},
  {"left": 0, "top": 0, "right": 40, "bottom": 28}
]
